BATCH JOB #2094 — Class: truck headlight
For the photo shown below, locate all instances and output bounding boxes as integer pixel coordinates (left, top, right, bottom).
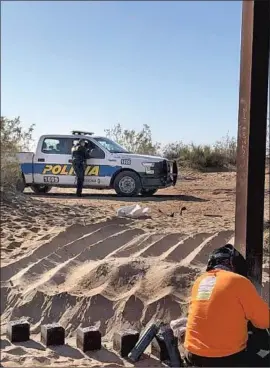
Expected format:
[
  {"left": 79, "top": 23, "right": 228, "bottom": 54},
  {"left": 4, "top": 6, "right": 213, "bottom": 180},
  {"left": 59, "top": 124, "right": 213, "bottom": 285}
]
[{"left": 142, "top": 162, "right": 155, "bottom": 174}]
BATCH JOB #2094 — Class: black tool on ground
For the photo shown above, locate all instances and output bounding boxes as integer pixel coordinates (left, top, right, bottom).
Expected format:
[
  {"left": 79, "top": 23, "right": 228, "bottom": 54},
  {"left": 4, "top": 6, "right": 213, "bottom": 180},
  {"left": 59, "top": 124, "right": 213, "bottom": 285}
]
[
  {"left": 158, "top": 324, "right": 183, "bottom": 367},
  {"left": 151, "top": 332, "right": 178, "bottom": 362},
  {"left": 128, "top": 322, "right": 161, "bottom": 362}
]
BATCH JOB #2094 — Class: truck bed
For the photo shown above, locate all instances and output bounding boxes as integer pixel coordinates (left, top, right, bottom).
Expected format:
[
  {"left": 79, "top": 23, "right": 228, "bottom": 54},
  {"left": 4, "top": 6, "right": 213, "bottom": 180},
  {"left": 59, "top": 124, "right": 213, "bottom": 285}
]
[{"left": 17, "top": 152, "right": 35, "bottom": 183}]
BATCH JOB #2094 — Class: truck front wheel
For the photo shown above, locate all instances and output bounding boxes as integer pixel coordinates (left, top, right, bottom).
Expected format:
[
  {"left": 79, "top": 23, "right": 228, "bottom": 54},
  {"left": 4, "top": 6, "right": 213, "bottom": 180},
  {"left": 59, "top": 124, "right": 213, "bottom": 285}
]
[
  {"left": 114, "top": 171, "right": 142, "bottom": 197},
  {"left": 30, "top": 185, "right": 52, "bottom": 194}
]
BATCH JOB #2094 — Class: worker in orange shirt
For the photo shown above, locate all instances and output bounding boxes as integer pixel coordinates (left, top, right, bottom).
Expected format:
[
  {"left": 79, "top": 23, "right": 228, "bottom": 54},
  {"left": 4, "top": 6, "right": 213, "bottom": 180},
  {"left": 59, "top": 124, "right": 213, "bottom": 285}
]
[{"left": 184, "top": 244, "right": 270, "bottom": 367}]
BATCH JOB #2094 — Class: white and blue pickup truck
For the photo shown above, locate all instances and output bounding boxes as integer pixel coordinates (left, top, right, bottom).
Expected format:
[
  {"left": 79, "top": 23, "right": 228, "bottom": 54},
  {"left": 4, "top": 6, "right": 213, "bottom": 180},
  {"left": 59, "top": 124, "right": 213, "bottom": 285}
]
[{"left": 17, "top": 131, "right": 178, "bottom": 197}]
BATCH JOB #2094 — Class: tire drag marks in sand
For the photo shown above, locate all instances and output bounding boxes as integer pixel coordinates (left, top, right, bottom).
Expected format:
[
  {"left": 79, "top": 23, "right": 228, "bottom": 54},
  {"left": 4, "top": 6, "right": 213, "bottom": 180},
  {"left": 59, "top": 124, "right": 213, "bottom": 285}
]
[
  {"left": 1, "top": 218, "right": 132, "bottom": 282},
  {"left": 1, "top": 219, "right": 237, "bottom": 338},
  {"left": 19, "top": 228, "right": 145, "bottom": 293},
  {"left": 76, "top": 229, "right": 145, "bottom": 262},
  {"left": 161, "top": 233, "right": 210, "bottom": 262},
  {"left": 39, "top": 228, "right": 145, "bottom": 291},
  {"left": 9, "top": 290, "right": 115, "bottom": 336},
  {"left": 17, "top": 225, "right": 132, "bottom": 283},
  {"left": 113, "top": 234, "right": 164, "bottom": 258},
  {"left": 139, "top": 234, "right": 184, "bottom": 258},
  {"left": 189, "top": 230, "right": 234, "bottom": 266}
]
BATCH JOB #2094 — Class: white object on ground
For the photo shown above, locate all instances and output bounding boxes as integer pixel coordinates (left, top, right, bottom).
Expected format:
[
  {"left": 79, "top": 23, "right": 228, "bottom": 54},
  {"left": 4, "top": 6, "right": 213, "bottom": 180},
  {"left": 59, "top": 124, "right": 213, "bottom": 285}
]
[{"left": 116, "top": 204, "right": 150, "bottom": 219}]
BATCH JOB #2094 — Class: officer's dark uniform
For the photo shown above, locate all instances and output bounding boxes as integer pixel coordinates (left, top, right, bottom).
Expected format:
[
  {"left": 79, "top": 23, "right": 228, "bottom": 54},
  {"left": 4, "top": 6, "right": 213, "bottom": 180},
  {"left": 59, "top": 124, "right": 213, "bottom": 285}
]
[{"left": 71, "top": 140, "right": 90, "bottom": 197}]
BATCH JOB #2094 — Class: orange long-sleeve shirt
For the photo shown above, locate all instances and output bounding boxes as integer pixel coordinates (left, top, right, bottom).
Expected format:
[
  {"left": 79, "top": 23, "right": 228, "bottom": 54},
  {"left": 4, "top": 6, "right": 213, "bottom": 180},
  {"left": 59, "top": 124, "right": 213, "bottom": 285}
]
[{"left": 184, "top": 269, "right": 270, "bottom": 358}]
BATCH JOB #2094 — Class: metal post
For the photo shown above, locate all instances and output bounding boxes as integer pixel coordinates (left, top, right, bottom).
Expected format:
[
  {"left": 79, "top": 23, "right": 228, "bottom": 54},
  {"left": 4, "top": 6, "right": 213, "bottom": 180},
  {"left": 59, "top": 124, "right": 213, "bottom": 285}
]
[{"left": 235, "top": 0, "right": 270, "bottom": 291}]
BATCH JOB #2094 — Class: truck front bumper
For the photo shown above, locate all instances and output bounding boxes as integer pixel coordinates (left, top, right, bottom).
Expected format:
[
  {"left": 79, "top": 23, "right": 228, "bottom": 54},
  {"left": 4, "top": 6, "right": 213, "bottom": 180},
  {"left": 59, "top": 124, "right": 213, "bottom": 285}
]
[{"left": 140, "top": 160, "right": 178, "bottom": 190}]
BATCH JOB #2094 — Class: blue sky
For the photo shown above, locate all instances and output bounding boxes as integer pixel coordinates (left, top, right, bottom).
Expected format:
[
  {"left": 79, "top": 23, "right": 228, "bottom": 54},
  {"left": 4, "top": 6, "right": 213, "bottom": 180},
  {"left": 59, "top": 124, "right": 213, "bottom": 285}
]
[{"left": 1, "top": 0, "right": 242, "bottom": 146}]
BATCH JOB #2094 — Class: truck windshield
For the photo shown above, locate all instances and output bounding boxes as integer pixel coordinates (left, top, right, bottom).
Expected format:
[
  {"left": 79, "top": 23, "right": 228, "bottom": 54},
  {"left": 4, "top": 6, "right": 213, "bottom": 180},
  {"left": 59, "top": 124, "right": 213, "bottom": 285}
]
[{"left": 93, "top": 137, "right": 130, "bottom": 154}]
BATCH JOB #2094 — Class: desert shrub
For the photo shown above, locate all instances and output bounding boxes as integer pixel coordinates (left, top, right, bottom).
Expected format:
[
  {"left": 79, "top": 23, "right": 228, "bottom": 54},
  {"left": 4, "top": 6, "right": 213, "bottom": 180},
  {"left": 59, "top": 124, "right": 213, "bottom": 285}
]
[
  {"left": 0, "top": 116, "right": 34, "bottom": 191},
  {"left": 105, "top": 123, "right": 161, "bottom": 155},
  {"left": 105, "top": 124, "right": 237, "bottom": 171},
  {"left": 213, "top": 134, "right": 237, "bottom": 166},
  {"left": 163, "top": 134, "right": 237, "bottom": 171},
  {"left": 163, "top": 141, "right": 187, "bottom": 160}
]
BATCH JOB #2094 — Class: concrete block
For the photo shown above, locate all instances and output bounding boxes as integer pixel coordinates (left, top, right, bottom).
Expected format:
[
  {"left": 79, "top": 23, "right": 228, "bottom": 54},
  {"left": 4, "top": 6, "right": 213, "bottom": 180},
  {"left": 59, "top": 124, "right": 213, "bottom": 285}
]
[
  {"left": 113, "top": 329, "right": 139, "bottom": 357},
  {"left": 6, "top": 320, "right": 30, "bottom": 343},
  {"left": 76, "top": 326, "right": 101, "bottom": 352},
  {"left": 41, "top": 323, "right": 65, "bottom": 346}
]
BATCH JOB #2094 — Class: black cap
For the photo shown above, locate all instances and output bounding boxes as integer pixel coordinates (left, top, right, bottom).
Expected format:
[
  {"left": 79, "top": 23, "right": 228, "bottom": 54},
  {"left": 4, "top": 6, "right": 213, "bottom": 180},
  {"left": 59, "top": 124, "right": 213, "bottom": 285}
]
[{"left": 206, "top": 244, "right": 247, "bottom": 277}]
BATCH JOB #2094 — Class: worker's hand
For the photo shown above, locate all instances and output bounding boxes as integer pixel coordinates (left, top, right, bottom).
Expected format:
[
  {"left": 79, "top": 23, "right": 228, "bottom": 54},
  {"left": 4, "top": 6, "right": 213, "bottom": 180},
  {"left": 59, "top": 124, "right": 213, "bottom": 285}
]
[{"left": 170, "top": 317, "right": 187, "bottom": 343}]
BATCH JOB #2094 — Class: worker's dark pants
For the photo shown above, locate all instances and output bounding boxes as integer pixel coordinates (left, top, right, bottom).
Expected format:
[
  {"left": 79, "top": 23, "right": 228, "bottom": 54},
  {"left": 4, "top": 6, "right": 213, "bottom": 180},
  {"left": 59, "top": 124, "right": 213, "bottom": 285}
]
[
  {"left": 72, "top": 161, "right": 85, "bottom": 196},
  {"left": 185, "top": 327, "right": 270, "bottom": 367},
  {"left": 185, "top": 349, "right": 269, "bottom": 367}
]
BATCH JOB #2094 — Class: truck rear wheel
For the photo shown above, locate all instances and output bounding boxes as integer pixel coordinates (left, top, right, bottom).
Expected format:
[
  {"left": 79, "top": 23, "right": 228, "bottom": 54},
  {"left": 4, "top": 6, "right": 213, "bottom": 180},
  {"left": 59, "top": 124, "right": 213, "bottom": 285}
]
[
  {"left": 114, "top": 171, "right": 142, "bottom": 197},
  {"left": 30, "top": 185, "right": 52, "bottom": 194},
  {"left": 141, "top": 188, "right": 157, "bottom": 197},
  {"left": 16, "top": 174, "right": 26, "bottom": 193}
]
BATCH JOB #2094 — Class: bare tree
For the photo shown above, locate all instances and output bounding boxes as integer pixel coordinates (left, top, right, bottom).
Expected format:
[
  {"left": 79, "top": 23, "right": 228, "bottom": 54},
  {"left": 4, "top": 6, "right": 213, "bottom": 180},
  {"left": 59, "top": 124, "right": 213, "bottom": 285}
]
[
  {"left": 105, "top": 123, "right": 160, "bottom": 155},
  {"left": 1, "top": 116, "right": 34, "bottom": 190}
]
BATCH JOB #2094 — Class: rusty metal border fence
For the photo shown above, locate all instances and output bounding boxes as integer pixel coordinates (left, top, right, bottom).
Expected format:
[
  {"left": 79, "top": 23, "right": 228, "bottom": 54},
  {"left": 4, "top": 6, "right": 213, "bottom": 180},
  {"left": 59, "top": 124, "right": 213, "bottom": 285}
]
[{"left": 235, "top": 0, "right": 270, "bottom": 291}]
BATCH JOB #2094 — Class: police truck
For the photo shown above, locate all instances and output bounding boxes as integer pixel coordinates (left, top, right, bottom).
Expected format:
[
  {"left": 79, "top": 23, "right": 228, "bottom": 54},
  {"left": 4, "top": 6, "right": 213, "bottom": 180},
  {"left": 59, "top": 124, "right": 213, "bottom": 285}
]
[{"left": 17, "top": 131, "right": 178, "bottom": 197}]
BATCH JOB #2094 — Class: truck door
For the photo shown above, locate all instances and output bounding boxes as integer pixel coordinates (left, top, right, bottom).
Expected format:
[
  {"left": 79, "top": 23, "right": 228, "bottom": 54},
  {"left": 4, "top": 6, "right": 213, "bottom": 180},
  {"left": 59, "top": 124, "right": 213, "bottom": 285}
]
[
  {"left": 81, "top": 139, "right": 108, "bottom": 187},
  {"left": 33, "top": 136, "right": 75, "bottom": 186}
]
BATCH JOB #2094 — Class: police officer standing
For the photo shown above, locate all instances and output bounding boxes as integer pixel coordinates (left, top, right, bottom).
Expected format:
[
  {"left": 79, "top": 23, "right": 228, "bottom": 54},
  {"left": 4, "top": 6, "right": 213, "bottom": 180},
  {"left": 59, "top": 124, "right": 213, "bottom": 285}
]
[{"left": 71, "top": 139, "right": 90, "bottom": 197}]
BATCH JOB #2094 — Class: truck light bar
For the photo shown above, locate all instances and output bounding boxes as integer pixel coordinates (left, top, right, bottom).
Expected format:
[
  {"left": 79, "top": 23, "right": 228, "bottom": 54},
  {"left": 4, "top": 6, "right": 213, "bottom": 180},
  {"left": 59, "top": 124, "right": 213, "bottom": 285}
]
[{"left": 72, "top": 130, "right": 94, "bottom": 136}]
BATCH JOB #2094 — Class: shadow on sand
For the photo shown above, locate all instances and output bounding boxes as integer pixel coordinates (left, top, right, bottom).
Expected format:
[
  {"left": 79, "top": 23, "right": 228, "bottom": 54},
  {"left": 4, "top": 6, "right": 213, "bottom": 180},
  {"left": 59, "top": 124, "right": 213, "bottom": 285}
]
[
  {"left": 26, "top": 192, "right": 208, "bottom": 203},
  {"left": 85, "top": 347, "right": 123, "bottom": 365},
  {"left": 13, "top": 339, "right": 46, "bottom": 351},
  {"left": 49, "top": 344, "right": 84, "bottom": 359}
]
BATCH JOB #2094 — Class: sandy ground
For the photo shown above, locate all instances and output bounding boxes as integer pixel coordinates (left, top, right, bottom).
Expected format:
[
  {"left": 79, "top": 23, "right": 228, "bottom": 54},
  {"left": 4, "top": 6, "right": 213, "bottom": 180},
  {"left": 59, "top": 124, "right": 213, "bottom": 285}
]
[{"left": 1, "top": 171, "right": 269, "bottom": 367}]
